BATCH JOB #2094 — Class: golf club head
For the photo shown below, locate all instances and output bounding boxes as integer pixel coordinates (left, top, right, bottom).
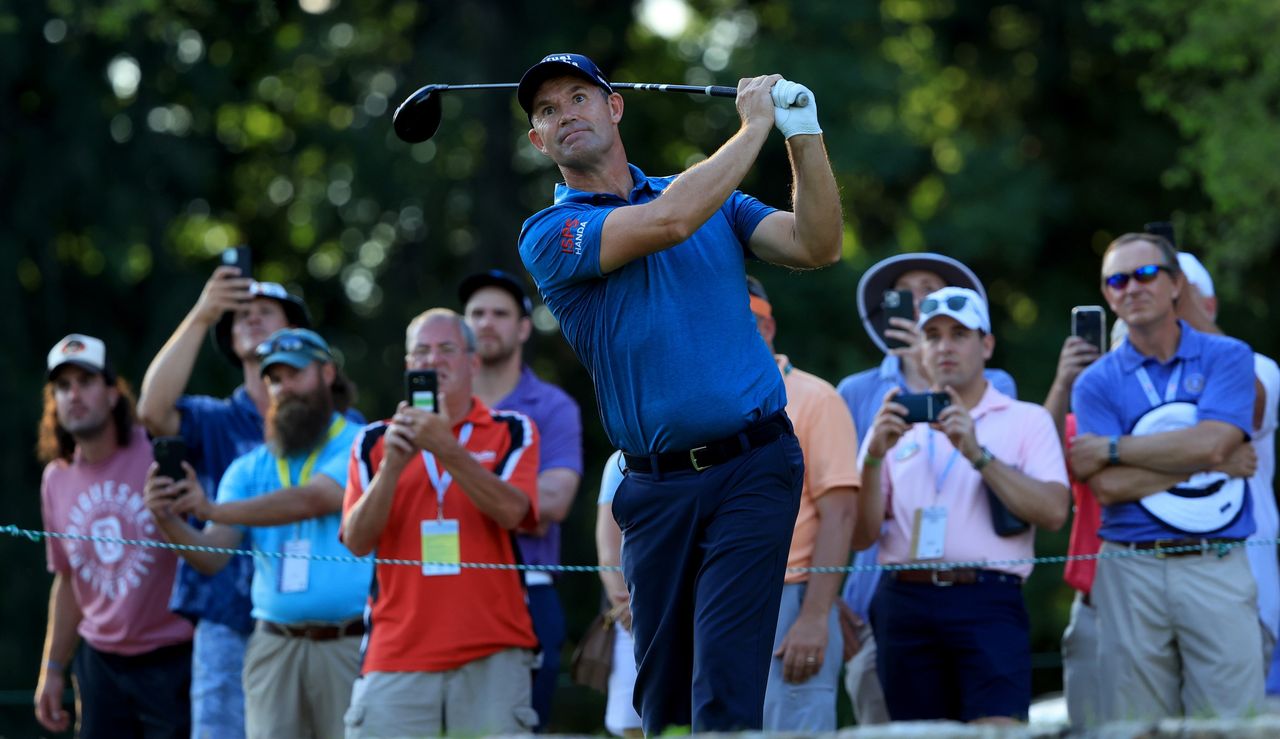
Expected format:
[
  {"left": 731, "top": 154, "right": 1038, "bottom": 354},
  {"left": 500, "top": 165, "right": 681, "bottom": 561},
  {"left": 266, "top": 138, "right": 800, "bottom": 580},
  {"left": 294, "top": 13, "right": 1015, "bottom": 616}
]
[{"left": 393, "top": 85, "right": 443, "bottom": 143}]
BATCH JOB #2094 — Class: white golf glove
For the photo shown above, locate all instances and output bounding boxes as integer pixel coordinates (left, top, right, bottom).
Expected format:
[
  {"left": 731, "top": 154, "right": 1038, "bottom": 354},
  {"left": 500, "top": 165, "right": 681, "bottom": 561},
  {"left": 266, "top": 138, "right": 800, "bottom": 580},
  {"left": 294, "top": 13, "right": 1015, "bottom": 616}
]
[{"left": 771, "top": 79, "right": 821, "bottom": 139}]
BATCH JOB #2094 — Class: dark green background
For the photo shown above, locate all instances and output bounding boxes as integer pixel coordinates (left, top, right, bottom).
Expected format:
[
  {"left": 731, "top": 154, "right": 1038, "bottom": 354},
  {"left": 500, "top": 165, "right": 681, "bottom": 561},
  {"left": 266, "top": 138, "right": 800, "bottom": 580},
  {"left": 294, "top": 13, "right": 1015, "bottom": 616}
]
[{"left": 3, "top": 0, "right": 1279, "bottom": 734}]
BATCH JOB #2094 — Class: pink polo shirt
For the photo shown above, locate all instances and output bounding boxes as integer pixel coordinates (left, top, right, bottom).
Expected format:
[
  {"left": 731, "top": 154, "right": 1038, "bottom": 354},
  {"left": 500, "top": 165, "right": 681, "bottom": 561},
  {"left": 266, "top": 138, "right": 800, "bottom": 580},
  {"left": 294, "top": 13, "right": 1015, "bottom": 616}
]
[{"left": 873, "top": 383, "right": 1067, "bottom": 579}]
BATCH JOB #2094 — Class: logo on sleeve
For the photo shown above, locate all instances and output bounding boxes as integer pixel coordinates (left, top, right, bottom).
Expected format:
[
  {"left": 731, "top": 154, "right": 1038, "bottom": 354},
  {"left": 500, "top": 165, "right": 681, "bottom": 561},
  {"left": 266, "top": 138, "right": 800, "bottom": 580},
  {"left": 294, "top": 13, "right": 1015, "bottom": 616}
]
[{"left": 560, "top": 217, "right": 587, "bottom": 256}]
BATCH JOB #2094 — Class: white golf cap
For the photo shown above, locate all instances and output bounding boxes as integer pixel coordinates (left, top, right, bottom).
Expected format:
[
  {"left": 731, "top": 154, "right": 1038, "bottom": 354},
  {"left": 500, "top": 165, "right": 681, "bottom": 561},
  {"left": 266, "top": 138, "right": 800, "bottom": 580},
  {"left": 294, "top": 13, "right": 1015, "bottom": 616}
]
[
  {"left": 1176, "top": 252, "right": 1215, "bottom": 298},
  {"left": 918, "top": 286, "right": 991, "bottom": 333},
  {"left": 47, "top": 333, "right": 114, "bottom": 382}
]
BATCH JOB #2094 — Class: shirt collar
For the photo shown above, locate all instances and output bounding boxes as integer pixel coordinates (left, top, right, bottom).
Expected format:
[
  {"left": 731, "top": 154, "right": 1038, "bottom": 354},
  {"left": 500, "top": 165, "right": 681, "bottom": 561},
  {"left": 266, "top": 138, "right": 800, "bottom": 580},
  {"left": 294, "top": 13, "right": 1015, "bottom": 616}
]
[
  {"left": 774, "top": 354, "right": 793, "bottom": 376},
  {"left": 232, "top": 385, "right": 262, "bottom": 421},
  {"left": 970, "top": 380, "right": 1011, "bottom": 420},
  {"left": 552, "top": 163, "right": 655, "bottom": 205},
  {"left": 1117, "top": 320, "right": 1201, "bottom": 371},
  {"left": 461, "top": 396, "right": 493, "bottom": 428},
  {"left": 878, "top": 354, "right": 901, "bottom": 381}
]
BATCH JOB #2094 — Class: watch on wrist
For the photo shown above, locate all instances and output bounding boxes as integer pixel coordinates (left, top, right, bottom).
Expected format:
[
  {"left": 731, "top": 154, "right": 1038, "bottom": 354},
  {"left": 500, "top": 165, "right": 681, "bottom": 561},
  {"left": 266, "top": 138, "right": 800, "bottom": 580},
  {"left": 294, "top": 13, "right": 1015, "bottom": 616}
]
[
  {"left": 1108, "top": 435, "right": 1121, "bottom": 465},
  {"left": 972, "top": 446, "right": 995, "bottom": 471}
]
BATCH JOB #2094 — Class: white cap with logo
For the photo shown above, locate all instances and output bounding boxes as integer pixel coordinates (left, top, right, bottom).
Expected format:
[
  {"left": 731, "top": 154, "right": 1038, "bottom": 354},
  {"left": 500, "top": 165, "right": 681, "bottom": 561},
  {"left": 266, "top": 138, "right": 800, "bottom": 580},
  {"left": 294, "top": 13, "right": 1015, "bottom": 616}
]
[{"left": 47, "top": 333, "right": 113, "bottom": 381}]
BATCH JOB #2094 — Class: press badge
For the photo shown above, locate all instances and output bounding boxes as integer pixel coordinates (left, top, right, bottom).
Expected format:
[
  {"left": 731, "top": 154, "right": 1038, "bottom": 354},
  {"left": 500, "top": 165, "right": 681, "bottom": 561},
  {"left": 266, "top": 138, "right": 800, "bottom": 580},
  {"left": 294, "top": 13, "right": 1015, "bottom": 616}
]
[
  {"left": 910, "top": 506, "right": 947, "bottom": 560},
  {"left": 421, "top": 519, "right": 461, "bottom": 576},
  {"left": 279, "top": 539, "right": 311, "bottom": 593}
]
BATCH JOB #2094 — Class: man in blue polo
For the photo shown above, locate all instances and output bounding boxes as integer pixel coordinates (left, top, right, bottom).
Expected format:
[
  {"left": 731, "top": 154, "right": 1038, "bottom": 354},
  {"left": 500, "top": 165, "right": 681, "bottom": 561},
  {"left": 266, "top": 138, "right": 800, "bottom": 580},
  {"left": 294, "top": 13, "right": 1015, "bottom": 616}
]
[
  {"left": 1070, "top": 232, "right": 1264, "bottom": 720},
  {"left": 515, "top": 53, "right": 842, "bottom": 732},
  {"left": 836, "top": 253, "right": 1017, "bottom": 725},
  {"left": 459, "top": 269, "right": 584, "bottom": 731}
]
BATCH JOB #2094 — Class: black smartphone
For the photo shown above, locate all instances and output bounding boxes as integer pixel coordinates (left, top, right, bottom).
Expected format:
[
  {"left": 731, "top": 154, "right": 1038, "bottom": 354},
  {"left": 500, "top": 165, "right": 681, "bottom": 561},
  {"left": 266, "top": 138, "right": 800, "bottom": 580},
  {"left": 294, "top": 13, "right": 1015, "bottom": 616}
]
[
  {"left": 881, "top": 289, "right": 915, "bottom": 350},
  {"left": 221, "top": 245, "right": 252, "bottom": 278},
  {"left": 1144, "top": 220, "right": 1177, "bottom": 248},
  {"left": 405, "top": 369, "right": 438, "bottom": 413},
  {"left": 896, "top": 392, "right": 951, "bottom": 424},
  {"left": 152, "top": 436, "right": 187, "bottom": 481},
  {"left": 1071, "top": 305, "right": 1106, "bottom": 356}
]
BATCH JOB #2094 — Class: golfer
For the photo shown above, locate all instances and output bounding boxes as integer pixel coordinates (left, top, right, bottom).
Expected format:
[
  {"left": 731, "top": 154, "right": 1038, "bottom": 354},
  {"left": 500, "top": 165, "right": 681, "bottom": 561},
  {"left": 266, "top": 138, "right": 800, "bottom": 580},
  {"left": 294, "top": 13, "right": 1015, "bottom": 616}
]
[{"left": 516, "top": 52, "right": 841, "bottom": 733}]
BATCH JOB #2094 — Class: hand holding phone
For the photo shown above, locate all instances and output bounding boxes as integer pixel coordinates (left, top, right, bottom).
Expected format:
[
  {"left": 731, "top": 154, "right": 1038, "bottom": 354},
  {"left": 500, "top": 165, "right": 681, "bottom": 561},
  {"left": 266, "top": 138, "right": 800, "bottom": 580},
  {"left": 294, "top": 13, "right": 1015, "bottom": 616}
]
[
  {"left": 152, "top": 436, "right": 187, "bottom": 481},
  {"left": 896, "top": 392, "right": 951, "bottom": 424},
  {"left": 881, "top": 289, "right": 915, "bottom": 350},
  {"left": 405, "top": 370, "right": 438, "bottom": 413},
  {"left": 221, "top": 245, "right": 252, "bottom": 278},
  {"left": 1071, "top": 306, "right": 1106, "bottom": 356}
]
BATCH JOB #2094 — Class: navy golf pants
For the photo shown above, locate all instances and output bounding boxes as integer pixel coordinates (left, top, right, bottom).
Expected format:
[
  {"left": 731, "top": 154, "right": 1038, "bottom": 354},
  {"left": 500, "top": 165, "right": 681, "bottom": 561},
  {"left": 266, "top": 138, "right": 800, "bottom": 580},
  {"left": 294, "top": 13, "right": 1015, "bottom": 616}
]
[{"left": 611, "top": 432, "right": 804, "bottom": 734}]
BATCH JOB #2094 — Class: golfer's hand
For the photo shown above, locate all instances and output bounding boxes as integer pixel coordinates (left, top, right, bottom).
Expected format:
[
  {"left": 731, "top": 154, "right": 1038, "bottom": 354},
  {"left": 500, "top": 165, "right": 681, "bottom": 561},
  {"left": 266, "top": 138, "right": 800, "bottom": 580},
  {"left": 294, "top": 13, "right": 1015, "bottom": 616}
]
[
  {"left": 772, "top": 79, "right": 821, "bottom": 139},
  {"left": 736, "top": 74, "right": 782, "bottom": 132}
]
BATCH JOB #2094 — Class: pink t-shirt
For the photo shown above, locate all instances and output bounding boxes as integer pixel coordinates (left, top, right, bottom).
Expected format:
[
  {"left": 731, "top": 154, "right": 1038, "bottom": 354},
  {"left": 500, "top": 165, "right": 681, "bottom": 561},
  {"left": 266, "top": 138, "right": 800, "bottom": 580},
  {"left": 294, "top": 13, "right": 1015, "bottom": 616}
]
[
  {"left": 41, "top": 425, "right": 193, "bottom": 655},
  {"left": 872, "top": 383, "right": 1068, "bottom": 579}
]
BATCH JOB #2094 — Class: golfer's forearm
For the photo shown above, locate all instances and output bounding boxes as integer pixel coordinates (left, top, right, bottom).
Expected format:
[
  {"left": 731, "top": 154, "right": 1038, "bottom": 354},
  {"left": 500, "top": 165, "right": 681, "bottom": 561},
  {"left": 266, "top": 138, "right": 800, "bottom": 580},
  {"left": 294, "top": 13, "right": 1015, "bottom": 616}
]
[{"left": 786, "top": 135, "right": 842, "bottom": 266}]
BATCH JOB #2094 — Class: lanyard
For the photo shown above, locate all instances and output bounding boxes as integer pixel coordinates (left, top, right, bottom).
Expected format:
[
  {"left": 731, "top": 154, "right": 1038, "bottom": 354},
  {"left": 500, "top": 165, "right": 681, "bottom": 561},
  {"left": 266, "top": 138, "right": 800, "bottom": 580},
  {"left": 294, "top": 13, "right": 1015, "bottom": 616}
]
[
  {"left": 275, "top": 416, "right": 347, "bottom": 489},
  {"left": 1135, "top": 363, "right": 1181, "bottom": 408},
  {"left": 926, "top": 429, "right": 961, "bottom": 498},
  {"left": 422, "top": 424, "right": 473, "bottom": 521}
]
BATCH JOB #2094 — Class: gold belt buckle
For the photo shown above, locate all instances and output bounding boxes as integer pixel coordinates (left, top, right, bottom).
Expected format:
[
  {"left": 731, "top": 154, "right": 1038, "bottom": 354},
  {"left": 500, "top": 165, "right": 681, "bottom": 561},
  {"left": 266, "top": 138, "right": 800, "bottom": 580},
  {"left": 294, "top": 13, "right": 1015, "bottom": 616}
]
[
  {"left": 930, "top": 569, "right": 956, "bottom": 587},
  {"left": 689, "top": 445, "right": 712, "bottom": 472}
]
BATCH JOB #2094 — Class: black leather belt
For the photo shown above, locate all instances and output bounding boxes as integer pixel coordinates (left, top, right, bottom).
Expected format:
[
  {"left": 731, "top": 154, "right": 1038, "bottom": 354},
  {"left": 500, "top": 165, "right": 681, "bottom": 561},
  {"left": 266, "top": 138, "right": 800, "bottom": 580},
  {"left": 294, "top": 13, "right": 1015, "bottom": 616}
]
[
  {"left": 259, "top": 619, "right": 365, "bottom": 641},
  {"left": 623, "top": 412, "right": 791, "bottom": 474},
  {"left": 1120, "top": 537, "right": 1244, "bottom": 559}
]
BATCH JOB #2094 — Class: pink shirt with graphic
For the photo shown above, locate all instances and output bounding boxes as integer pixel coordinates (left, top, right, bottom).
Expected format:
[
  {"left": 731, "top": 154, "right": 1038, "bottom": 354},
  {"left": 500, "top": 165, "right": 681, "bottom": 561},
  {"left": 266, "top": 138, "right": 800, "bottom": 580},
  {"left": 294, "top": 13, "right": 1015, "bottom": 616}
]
[{"left": 41, "top": 425, "right": 193, "bottom": 655}]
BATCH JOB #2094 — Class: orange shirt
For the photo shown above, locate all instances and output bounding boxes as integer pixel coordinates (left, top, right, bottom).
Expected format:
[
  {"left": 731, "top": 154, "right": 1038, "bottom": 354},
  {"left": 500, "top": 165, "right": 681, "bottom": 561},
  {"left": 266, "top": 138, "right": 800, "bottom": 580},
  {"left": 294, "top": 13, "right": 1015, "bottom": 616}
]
[
  {"left": 343, "top": 398, "right": 539, "bottom": 673},
  {"left": 777, "top": 356, "right": 861, "bottom": 584}
]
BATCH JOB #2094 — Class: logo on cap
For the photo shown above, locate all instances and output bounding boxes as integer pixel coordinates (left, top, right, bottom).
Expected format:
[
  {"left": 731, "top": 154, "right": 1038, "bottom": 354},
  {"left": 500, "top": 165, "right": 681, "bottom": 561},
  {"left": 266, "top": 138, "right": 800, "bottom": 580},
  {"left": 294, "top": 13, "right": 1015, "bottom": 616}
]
[{"left": 62, "top": 340, "right": 86, "bottom": 355}]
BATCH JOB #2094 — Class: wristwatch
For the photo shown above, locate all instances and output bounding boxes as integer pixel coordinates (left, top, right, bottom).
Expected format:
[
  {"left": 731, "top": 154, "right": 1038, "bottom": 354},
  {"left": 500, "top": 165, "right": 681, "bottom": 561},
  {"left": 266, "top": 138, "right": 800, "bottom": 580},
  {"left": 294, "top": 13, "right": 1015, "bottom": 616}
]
[{"left": 971, "top": 446, "right": 995, "bottom": 471}]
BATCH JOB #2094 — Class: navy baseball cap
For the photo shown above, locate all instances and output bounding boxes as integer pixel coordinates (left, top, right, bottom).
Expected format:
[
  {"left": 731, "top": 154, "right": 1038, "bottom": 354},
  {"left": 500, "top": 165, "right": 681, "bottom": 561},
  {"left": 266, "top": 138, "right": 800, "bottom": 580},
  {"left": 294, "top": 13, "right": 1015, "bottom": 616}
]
[
  {"left": 255, "top": 328, "right": 333, "bottom": 376},
  {"left": 458, "top": 270, "right": 534, "bottom": 317},
  {"left": 517, "top": 53, "right": 613, "bottom": 119}
]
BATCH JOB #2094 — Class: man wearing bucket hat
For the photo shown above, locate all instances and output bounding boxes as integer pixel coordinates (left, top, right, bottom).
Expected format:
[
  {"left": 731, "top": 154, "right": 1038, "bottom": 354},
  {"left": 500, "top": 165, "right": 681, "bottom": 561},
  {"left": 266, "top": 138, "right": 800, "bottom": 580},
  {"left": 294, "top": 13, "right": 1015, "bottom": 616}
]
[
  {"left": 136, "top": 263, "right": 318, "bottom": 738},
  {"left": 836, "top": 253, "right": 1018, "bottom": 725},
  {"left": 1070, "top": 233, "right": 1264, "bottom": 720},
  {"left": 144, "top": 327, "right": 370, "bottom": 739},
  {"left": 856, "top": 286, "right": 1068, "bottom": 722}
]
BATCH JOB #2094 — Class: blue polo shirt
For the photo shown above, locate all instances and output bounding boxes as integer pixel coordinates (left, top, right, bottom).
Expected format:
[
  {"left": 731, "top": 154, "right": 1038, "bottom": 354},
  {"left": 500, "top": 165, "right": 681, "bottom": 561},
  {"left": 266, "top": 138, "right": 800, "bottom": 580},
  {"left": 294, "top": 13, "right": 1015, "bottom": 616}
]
[
  {"left": 216, "top": 414, "right": 371, "bottom": 624},
  {"left": 1073, "top": 321, "right": 1256, "bottom": 542},
  {"left": 498, "top": 365, "right": 582, "bottom": 568},
  {"left": 836, "top": 355, "right": 1018, "bottom": 617},
  {"left": 519, "top": 164, "right": 783, "bottom": 454}
]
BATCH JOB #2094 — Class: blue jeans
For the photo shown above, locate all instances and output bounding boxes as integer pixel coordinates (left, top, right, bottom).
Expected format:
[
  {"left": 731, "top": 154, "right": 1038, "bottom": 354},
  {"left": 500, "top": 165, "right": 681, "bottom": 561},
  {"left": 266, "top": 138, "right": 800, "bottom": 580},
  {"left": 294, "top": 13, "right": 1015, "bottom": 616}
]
[
  {"left": 763, "top": 582, "right": 843, "bottom": 730},
  {"left": 191, "top": 620, "right": 248, "bottom": 739},
  {"left": 612, "top": 432, "right": 803, "bottom": 734}
]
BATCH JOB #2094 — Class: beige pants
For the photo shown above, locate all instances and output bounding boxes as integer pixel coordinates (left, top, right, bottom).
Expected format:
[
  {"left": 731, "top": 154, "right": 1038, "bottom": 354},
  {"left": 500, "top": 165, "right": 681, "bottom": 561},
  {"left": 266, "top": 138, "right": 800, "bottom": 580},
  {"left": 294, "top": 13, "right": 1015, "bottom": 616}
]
[
  {"left": 1094, "top": 541, "right": 1264, "bottom": 721},
  {"left": 242, "top": 625, "right": 362, "bottom": 739},
  {"left": 841, "top": 618, "right": 890, "bottom": 725},
  {"left": 343, "top": 648, "right": 537, "bottom": 738}
]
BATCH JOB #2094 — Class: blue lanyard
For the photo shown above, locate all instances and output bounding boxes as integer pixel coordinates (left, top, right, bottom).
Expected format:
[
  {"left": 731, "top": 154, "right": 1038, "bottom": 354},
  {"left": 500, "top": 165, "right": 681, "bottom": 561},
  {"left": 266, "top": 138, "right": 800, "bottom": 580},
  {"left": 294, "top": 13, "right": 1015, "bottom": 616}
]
[
  {"left": 1135, "top": 363, "right": 1181, "bottom": 408},
  {"left": 421, "top": 424, "right": 473, "bottom": 521},
  {"left": 926, "top": 429, "right": 962, "bottom": 497}
]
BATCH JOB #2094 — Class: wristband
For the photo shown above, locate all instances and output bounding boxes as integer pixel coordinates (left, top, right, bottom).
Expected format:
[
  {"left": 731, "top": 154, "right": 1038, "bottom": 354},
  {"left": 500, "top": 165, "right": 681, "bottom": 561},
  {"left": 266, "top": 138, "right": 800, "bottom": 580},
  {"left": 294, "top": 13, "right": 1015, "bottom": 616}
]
[
  {"left": 1108, "top": 435, "right": 1121, "bottom": 465},
  {"left": 863, "top": 452, "right": 883, "bottom": 468},
  {"left": 972, "top": 446, "right": 995, "bottom": 471},
  {"left": 44, "top": 659, "right": 64, "bottom": 673}
]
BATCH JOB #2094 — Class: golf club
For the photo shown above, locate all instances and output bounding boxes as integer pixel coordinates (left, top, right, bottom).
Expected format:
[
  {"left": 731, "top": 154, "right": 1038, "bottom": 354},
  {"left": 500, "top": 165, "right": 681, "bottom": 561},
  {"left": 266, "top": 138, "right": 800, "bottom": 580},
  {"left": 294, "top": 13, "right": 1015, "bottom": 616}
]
[{"left": 392, "top": 81, "right": 808, "bottom": 144}]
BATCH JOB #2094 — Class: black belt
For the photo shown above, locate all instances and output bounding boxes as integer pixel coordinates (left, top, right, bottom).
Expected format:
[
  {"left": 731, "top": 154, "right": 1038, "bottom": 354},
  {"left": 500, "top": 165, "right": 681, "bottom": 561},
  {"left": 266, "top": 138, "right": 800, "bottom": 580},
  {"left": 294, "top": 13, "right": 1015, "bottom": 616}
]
[
  {"left": 259, "top": 618, "right": 365, "bottom": 641},
  {"left": 623, "top": 412, "right": 791, "bottom": 474},
  {"left": 1116, "top": 537, "right": 1244, "bottom": 559}
]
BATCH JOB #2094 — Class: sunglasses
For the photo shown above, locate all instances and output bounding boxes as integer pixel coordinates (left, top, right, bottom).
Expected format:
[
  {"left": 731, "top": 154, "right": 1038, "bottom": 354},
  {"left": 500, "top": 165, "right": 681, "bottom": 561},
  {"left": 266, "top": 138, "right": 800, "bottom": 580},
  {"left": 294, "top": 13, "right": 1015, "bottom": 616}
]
[
  {"left": 920, "top": 294, "right": 970, "bottom": 315},
  {"left": 255, "top": 333, "right": 330, "bottom": 361},
  {"left": 1103, "top": 264, "right": 1172, "bottom": 290}
]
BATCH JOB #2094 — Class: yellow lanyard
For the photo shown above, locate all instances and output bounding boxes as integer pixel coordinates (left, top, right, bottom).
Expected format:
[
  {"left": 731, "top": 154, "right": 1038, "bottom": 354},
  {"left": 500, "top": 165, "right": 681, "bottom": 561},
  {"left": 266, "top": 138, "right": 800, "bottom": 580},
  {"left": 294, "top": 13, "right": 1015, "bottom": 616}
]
[{"left": 275, "top": 416, "right": 347, "bottom": 488}]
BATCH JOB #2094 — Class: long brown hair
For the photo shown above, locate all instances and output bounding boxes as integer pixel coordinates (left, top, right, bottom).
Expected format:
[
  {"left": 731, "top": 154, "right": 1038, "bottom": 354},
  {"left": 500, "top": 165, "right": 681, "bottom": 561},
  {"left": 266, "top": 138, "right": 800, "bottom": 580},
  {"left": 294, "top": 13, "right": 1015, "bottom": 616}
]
[{"left": 36, "top": 376, "right": 137, "bottom": 464}]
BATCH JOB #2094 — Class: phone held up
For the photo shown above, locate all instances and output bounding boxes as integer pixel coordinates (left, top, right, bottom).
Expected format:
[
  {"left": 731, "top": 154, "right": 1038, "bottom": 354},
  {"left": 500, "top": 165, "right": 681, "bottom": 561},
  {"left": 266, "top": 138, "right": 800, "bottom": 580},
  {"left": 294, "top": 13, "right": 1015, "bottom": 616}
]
[
  {"left": 1071, "top": 305, "right": 1106, "bottom": 356},
  {"left": 881, "top": 289, "right": 915, "bottom": 350},
  {"left": 222, "top": 245, "right": 252, "bottom": 278},
  {"left": 896, "top": 392, "right": 951, "bottom": 424},
  {"left": 405, "top": 370, "right": 438, "bottom": 413},
  {"left": 152, "top": 436, "right": 187, "bottom": 481}
]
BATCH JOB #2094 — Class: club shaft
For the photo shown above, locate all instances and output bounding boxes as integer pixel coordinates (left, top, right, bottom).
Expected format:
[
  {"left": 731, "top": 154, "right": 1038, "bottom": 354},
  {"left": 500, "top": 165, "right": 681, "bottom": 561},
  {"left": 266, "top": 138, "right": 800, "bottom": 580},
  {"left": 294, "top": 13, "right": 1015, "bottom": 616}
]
[{"left": 426, "top": 82, "right": 807, "bottom": 106}]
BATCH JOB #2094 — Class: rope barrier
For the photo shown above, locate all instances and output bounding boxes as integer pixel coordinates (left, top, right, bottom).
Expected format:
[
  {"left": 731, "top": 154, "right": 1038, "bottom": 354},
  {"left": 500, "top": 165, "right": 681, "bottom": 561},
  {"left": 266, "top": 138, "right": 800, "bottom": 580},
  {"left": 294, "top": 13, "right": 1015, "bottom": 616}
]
[{"left": 4, "top": 523, "right": 1275, "bottom": 574}]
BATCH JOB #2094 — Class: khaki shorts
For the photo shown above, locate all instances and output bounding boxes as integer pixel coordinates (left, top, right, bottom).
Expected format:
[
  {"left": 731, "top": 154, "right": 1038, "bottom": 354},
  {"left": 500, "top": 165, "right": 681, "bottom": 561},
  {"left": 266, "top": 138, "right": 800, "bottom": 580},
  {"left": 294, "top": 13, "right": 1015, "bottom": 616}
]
[
  {"left": 243, "top": 625, "right": 361, "bottom": 739},
  {"left": 344, "top": 648, "right": 537, "bottom": 738}
]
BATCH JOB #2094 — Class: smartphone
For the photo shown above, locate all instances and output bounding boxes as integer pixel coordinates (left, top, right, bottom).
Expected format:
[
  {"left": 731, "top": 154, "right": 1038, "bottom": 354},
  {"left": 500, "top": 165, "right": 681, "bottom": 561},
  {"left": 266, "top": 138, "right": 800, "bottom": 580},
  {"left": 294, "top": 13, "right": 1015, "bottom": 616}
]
[
  {"left": 896, "top": 392, "right": 951, "bottom": 424},
  {"left": 221, "top": 245, "right": 252, "bottom": 278},
  {"left": 1143, "top": 220, "right": 1177, "bottom": 249},
  {"left": 152, "top": 436, "right": 187, "bottom": 481},
  {"left": 881, "top": 289, "right": 915, "bottom": 350},
  {"left": 405, "top": 369, "right": 438, "bottom": 413},
  {"left": 1071, "top": 305, "right": 1106, "bottom": 355}
]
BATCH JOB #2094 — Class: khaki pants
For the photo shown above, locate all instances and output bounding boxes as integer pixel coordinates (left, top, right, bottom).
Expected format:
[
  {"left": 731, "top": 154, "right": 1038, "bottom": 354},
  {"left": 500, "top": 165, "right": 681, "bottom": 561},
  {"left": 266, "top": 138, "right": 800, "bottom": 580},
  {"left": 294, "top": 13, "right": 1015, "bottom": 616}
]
[
  {"left": 841, "top": 618, "right": 890, "bottom": 725},
  {"left": 242, "top": 625, "right": 362, "bottom": 739},
  {"left": 343, "top": 648, "right": 537, "bottom": 738},
  {"left": 1094, "top": 542, "right": 1264, "bottom": 721},
  {"left": 1061, "top": 591, "right": 1101, "bottom": 727}
]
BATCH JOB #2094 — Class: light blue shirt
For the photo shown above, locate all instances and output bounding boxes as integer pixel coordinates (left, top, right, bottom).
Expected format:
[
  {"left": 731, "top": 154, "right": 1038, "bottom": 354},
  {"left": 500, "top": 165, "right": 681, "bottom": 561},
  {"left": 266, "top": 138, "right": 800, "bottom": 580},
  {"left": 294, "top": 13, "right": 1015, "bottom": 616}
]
[
  {"left": 836, "top": 355, "right": 1018, "bottom": 617},
  {"left": 519, "top": 164, "right": 783, "bottom": 454},
  {"left": 217, "top": 413, "right": 371, "bottom": 624}
]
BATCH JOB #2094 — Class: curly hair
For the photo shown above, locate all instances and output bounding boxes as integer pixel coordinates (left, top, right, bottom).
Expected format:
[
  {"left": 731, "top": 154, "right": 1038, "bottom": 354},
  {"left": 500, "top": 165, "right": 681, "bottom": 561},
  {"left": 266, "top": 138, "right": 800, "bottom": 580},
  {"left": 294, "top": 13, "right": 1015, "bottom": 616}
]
[{"left": 36, "top": 376, "right": 137, "bottom": 464}]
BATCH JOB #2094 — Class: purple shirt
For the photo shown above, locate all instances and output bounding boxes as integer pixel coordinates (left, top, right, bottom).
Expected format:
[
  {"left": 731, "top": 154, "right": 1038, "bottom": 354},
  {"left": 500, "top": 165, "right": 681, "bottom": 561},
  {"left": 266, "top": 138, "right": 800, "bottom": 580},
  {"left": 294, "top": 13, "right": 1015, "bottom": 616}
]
[{"left": 496, "top": 365, "right": 583, "bottom": 567}]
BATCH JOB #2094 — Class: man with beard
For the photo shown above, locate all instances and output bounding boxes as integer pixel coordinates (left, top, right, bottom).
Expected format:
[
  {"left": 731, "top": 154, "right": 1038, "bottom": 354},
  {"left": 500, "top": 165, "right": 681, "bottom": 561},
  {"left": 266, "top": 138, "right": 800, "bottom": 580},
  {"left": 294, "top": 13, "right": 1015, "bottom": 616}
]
[
  {"left": 341, "top": 309, "right": 541, "bottom": 737},
  {"left": 459, "top": 269, "right": 583, "bottom": 731},
  {"left": 145, "top": 328, "right": 371, "bottom": 739},
  {"left": 36, "top": 334, "right": 194, "bottom": 738},
  {"left": 137, "top": 266, "right": 318, "bottom": 739}
]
